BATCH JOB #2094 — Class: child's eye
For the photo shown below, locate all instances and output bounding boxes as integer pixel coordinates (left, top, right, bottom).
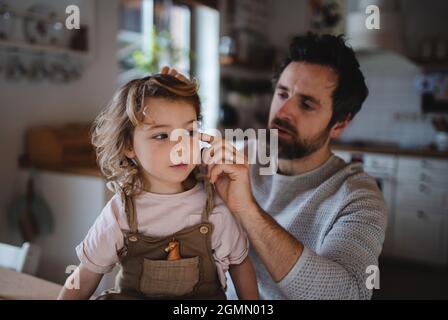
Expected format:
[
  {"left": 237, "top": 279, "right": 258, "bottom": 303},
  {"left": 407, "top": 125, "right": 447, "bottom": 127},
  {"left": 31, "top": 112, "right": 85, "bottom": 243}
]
[{"left": 152, "top": 133, "right": 169, "bottom": 140}]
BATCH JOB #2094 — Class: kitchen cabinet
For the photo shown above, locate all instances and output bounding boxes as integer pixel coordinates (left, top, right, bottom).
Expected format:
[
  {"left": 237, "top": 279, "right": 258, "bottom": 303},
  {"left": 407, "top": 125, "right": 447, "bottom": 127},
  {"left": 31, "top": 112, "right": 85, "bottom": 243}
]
[
  {"left": 398, "top": 157, "right": 448, "bottom": 171},
  {"left": 362, "top": 153, "right": 398, "bottom": 258},
  {"left": 393, "top": 156, "right": 448, "bottom": 265},
  {"left": 395, "top": 183, "right": 448, "bottom": 210},
  {"left": 393, "top": 205, "right": 447, "bottom": 265}
]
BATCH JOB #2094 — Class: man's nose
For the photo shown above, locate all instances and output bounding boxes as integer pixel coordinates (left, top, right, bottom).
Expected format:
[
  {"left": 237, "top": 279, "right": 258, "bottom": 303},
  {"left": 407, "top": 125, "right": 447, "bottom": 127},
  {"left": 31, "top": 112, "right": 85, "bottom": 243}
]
[{"left": 275, "top": 98, "right": 296, "bottom": 123}]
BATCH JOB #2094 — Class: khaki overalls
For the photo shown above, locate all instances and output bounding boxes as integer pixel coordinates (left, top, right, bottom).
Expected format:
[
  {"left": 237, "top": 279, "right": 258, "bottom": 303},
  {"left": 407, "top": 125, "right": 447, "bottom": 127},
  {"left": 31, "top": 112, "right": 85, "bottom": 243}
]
[{"left": 97, "top": 184, "right": 226, "bottom": 300}]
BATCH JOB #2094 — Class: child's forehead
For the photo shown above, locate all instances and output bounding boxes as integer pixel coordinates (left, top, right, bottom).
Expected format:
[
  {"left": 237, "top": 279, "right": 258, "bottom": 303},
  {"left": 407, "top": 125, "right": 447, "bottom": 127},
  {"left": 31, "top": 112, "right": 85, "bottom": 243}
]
[{"left": 139, "top": 99, "right": 198, "bottom": 131}]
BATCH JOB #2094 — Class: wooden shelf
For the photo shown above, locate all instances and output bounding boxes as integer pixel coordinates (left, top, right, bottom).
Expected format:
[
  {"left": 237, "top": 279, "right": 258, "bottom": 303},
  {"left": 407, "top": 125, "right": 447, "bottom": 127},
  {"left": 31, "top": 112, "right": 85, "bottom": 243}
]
[
  {"left": 18, "top": 154, "right": 102, "bottom": 177},
  {"left": 0, "top": 39, "right": 89, "bottom": 57},
  {"left": 410, "top": 58, "right": 448, "bottom": 72},
  {"left": 220, "top": 64, "right": 273, "bottom": 81},
  {"left": 332, "top": 142, "right": 448, "bottom": 160},
  {"left": 19, "top": 162, "right": 102, "bottom": 178},
  {"left": 420, "top": 63, "right": 448, "bottom": 73}
]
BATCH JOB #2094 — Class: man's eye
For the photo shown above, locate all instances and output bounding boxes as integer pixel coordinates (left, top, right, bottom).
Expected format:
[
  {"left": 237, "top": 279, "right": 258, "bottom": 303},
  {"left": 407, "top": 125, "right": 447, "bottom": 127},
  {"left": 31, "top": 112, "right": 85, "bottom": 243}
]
[
  {"left": 301, "top": 100, "right": 314, "bottom": 111},
  {"left": 152, "top": 133, "right": 169, "bottom": 140},
  {"left": 277, "top": 92, "right": 288, "bottom": 100}
]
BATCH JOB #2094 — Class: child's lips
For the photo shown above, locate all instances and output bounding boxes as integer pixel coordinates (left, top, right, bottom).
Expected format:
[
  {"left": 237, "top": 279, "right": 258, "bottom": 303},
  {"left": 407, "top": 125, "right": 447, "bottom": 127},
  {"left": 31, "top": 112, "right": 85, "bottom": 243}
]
[{"left": 170, "top": 163, "right": 188, "bottom": 168}]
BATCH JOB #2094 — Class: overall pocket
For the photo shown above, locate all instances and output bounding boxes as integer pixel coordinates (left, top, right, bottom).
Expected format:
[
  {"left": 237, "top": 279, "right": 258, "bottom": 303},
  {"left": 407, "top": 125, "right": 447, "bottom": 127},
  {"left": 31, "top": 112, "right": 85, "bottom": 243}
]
[{"left": 139, "top": 256, "right": 200, "bottom": 297}]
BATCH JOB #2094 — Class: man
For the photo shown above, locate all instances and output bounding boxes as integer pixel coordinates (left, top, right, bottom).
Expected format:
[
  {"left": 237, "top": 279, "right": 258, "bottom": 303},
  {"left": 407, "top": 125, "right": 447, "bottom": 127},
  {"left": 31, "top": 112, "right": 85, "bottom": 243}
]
[{"left": 165, "top": 33, "right": 387, "bottom": 300}]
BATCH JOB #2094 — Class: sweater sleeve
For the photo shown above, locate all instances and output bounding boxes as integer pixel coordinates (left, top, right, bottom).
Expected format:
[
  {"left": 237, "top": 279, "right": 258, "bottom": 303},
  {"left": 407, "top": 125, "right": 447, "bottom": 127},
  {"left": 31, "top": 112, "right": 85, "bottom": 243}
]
[{"left": 277, "top": 183, "right": 387, "bottom": 300}]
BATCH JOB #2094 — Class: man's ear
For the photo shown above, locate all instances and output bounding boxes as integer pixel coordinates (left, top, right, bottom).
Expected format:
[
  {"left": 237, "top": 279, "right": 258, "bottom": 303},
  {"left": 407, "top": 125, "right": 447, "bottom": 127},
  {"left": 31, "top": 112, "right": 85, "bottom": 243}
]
[{"left": 329, "top": 116, "right": 351, "bottom": 139}]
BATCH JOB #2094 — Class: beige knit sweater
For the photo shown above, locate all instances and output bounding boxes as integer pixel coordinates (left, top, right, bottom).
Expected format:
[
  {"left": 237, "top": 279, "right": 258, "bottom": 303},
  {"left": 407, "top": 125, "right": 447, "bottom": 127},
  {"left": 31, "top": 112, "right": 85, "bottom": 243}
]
[{"left": 226, "top": 154, "right": 387, "bottom": 300}]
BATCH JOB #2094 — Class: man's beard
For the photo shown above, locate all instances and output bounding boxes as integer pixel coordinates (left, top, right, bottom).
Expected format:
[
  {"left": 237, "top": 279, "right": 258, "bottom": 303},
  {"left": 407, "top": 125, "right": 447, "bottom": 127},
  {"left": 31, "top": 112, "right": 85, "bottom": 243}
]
[{"left": 268, "top": 117, "right": 331, "bottom": 160}]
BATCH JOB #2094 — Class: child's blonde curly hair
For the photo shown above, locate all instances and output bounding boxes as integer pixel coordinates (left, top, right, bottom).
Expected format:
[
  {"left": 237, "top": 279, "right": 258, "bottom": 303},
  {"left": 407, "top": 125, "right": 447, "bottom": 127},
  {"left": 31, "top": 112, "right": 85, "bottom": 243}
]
[{"left": 91, "top": 74, "right": 207, "bottom": 198}]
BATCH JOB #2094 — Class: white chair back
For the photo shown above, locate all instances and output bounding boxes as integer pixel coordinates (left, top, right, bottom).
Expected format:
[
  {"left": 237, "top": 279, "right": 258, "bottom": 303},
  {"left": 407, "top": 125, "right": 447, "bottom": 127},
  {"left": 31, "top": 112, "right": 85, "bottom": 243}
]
[{"left": 0, "top": 242, "right": 41, "bottom": 275}]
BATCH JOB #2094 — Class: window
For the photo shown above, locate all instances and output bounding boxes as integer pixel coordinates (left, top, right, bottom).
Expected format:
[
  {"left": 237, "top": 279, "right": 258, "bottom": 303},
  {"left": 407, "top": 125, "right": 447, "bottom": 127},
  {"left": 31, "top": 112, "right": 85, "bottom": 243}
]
[
  {"left": 117, "top": 0, "right": 220, "bottom": 129},
  {"left": 118, "top": 0, "right": 192, "bottom": 84},
  {"left": 154, "top": 0, "right": 191, "bottom": 75}
]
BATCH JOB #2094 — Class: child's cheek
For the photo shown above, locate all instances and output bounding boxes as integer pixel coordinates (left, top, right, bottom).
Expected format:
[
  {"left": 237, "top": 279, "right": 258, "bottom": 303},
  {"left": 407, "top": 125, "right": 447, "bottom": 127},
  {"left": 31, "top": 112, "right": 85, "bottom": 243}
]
[
  {"left": 135, "top": 140, "right": 165, "bottom": 166},
  {"left": 148, "top": 142, "right": 171, "bottom": 163}
]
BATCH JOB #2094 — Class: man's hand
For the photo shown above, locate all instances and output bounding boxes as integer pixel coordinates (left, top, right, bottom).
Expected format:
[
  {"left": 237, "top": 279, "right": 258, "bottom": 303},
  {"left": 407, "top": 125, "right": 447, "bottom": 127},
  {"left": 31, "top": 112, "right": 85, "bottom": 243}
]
[
  {"left": 160, "top": 66, "right": 190, "bottom": 82},
  {"left": 200, "top": 132, "right": 303, "bottom": 282},
  {"left": 200, "top": 133, "right": 257, "bottom": 219},
  {"left": 160, "top": 67, "right": 258, "bottom": 216},
  {"left": 163, "top": 68, "right": 303, "bottom": 284}
]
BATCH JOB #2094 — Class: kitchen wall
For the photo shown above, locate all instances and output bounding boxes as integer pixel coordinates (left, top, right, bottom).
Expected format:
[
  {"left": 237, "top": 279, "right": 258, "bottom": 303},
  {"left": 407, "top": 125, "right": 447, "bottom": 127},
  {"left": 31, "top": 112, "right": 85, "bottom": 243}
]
[
  {"left": 341, "top": 0, "right": 448, "bottom": 147},
  {"left": 340, "top": 52, "right": 437, "bottom": 148},
  {"left": 265, "top": 0, "right": 310, "bottom": 51},
  {"left": 400, "top": 0, "right": 448, "bottom": 58},
  {"left": 0, "top": 0, "right": 120, "bottom": 244},
  {"left": 263, "top": 0, "right": 447, "bottom": 148}
]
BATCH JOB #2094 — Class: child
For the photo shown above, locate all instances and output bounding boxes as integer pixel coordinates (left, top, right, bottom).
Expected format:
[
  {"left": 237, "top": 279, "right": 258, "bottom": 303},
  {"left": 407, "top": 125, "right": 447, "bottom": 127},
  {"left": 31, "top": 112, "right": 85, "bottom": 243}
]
[{"left": 57, "top": 74, "right": 259, "bottom": 300}]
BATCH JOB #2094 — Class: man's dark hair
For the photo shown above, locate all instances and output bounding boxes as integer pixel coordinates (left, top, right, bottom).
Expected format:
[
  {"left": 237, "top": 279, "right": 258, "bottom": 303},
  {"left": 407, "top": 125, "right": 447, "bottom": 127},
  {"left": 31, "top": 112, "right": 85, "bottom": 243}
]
[{"left": 273, "top": 32, "right": 369, "bottom": 127}]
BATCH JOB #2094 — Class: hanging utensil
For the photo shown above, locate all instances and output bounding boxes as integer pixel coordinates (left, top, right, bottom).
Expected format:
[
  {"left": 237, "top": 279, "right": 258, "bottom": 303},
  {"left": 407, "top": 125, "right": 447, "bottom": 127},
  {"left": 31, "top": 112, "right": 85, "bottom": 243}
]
[{"left": 8, "top": 169, "right": 54, "bottom": 242}]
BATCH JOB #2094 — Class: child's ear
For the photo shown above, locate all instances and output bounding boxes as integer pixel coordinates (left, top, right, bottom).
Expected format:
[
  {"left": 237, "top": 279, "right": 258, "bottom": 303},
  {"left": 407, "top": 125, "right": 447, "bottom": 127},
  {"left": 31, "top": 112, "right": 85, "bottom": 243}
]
[
  {"left": 124, "top": 144, "right": 136, "bottom": 159},
  {"left": 125, "top": 150, "right": 135, "bottom": 159}
]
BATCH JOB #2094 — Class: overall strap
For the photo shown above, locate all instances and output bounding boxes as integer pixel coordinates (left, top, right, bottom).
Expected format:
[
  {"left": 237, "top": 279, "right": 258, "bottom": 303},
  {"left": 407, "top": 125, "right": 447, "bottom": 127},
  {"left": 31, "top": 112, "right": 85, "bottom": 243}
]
[
  {"left": 125, "top": 195, "right": 138, "bottom": 234},
  {"left": 107, "top": 181, "right": 138, "bottom": 234},
  {"left": 201, "top": 180, "right": 214, "bottom": 223}
]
